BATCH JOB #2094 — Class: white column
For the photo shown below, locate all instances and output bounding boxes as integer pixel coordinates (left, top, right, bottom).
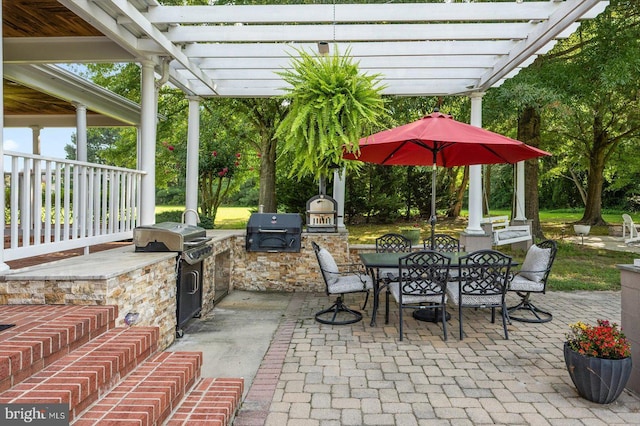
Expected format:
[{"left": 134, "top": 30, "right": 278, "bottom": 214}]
[
  {"left": 30, "top": 126, "right": 42, "bottom": 155},
  {"left": 0, "top": 1, "right": 7, "bottom": 271},
  {"left": 333, "top": 168, "right": 346, "bottom": 230},
  {"left": 74, "top": 102, "right": 88, "bottom": 162},
  {"left": 139, "top": 60, "right": 158, "bottom": 225},
  {"left": 185, "top": 96, "right": 201, "bottom": 226},
  {"left": 466, "top": 92, "right": 485, "bottom": 234},
  {"left": 514, "top": 161, "right": 526, "bottom": 220}
]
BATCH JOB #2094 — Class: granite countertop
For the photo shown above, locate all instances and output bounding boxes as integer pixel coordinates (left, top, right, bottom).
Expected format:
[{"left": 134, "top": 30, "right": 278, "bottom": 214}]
[
  {"left": 0, "top": 230, "right": 244, "bottom": 281},
  {"left": 1, "top": 245, "right": 176, "bottom": 281}
]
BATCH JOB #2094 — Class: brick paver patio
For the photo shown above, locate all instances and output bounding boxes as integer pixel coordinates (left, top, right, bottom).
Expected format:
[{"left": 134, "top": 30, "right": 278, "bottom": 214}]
[{"left": 235, "top": 290, "right": 640, "bottom": 425}]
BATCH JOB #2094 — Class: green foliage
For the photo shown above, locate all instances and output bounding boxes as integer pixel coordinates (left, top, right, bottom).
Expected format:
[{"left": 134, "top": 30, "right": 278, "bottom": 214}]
[{"left": 276, "top": 47, "right": 386, "bottom": 180}]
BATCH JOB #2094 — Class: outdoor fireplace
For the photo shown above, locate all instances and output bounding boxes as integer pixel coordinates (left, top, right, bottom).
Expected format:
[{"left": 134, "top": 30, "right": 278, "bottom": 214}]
[{"left": 306, "top": 194, "right": 338, "bottom": 233}]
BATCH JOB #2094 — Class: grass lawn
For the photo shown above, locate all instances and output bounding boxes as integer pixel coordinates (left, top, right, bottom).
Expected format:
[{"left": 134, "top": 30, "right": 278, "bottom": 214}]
[{"left": 158, "top": 206, "right": 634, "bottom": 292}]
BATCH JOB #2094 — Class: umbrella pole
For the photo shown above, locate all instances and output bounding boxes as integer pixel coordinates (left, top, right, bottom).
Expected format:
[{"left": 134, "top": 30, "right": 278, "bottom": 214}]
[{"left": 430, "top": 163, "right": 437, "bottom": 249}]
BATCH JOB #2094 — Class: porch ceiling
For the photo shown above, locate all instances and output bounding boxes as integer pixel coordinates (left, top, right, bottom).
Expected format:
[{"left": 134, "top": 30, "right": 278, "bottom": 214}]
[{"left": 4, "top": 0, "right": 609, "bottom": 100}]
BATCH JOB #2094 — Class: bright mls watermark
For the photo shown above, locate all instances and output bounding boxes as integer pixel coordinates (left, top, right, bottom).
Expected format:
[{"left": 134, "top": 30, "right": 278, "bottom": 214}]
[{"left": 0, "top": 404, "right": 67, "bottom": 425}]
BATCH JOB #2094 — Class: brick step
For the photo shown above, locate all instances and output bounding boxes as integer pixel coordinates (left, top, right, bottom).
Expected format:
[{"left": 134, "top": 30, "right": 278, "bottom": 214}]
[
  {"left": 72, "top": 351, "right": 203, "bottom": 426},
  {"left": 165, "top": 377, "right": 244, "bottom": 426},
  {"left": 0, "top": 326, "right": 159, "bottom": 422},
  {"left": 0, "top": 305, "right": 118, "bottom": 392}
]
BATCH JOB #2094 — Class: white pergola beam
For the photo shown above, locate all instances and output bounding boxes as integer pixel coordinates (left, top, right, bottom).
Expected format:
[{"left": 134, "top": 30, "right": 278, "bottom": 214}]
[
  {"left": 166, "top": 23, "right": 536, "bottom": 44},
  {"left": 479, "top": 0, "right": 608, "bottom": 89},
  {"left": 183, "top": 40, "right": 519, "bottom": 58},
  {"left": 59, "top": 0, "right": 217, "bottom": 95},
  {"left": 146, "top": 3, "right": 563, "bottom": 24}
]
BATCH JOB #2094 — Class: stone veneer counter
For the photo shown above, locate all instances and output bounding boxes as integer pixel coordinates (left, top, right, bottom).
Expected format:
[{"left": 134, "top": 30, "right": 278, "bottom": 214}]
[{"left": 0, "top": 245, "right": 180, "bottom": 350}]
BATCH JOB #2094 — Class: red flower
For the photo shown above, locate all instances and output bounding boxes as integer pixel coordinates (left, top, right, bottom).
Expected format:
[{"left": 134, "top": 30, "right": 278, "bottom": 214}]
[
  {"left": 212, "top": 151, "right": 217, "bottom": 156},
  {"left": 256, "top": 153, "right": 262, "bottom": 158},
  {"left": 167, "top": 145, "right": 174, "bottom": 151},
  {"left": 236, "top": 153, "right": 241, "bottom": 158},
  {"left": 567, "top": 320, "right": 631, "bottom": 359},
  {"left": 234, "top": 161, "right": 240, "bottom": 166}
]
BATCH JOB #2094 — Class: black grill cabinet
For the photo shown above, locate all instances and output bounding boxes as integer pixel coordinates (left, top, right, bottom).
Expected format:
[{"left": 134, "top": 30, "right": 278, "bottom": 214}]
[{"left": 246, "top": 213, "right": 303, "bottom": 252}]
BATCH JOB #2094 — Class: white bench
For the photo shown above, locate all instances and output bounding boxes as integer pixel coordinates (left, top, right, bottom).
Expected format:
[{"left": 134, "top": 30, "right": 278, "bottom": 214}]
[{"left": 481, "top": 216, "right": 532, "bottom": 246}]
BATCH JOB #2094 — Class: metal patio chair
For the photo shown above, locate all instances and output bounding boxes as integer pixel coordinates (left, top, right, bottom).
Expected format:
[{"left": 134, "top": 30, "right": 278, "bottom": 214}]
[
  {"left": 384, "top": 250, "right": 451, "bottom": 341},
  {"left": 424, "top": 234, "right": 461, "bottom": 252},
  {"left": 507, "top": 239, "right": 557, "bottom": 323},
  {"left": 312, "top": 241, "right": 373, "bottom": 325},
  {"left": 446, "top": 250, "right": 512, "bottom": 340}
]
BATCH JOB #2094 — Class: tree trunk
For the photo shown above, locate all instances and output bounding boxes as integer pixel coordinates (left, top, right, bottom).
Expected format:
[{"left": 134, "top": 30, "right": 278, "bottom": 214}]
[
  {"left": 580, "top": 115, "right": 608, "bottom": 226},
  {"left": 449, "top": 166, "right": 468, "bottom": 218},
  {"left": 258, "top": 134, "right": 277, "bottom": 212},
  {"left": 517, "top": 106, "right": 544, "bottom": 239},
  {"left": 483, "top": 166, "right": 491, "bottom": 216}
]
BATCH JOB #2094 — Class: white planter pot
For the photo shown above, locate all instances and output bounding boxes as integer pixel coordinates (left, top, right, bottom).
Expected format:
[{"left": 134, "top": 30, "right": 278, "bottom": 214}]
[{"left": 573, "top": 225, "right": 591, "bottom": 236}]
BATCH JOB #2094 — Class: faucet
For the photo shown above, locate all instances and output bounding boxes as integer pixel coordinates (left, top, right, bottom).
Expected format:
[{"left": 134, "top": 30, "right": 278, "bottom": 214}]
[{"left": 182, "top": 209, "right": 200, "bottom": 224}]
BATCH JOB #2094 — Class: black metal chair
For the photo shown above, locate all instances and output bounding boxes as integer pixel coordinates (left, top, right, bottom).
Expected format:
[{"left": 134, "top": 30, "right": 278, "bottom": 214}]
[
  {"left": 312, "top": 241, "right": 373, "bottom": 325},
  {"left": 376, "top": 233, "right": 412, "bottom": 253},
  {"left": 384, "top": 250, "right": 451, "bottom": 341},
  {"left": 507, "top": 239, "right": 557, "bottom": 323},
  {"left": 424, "top": 234, "right": 461, "bottom": 252},
  {"left": 375, "top": 232, "right": 413, "bottom": 279},
  {"left": 446, "top": 250, "right": 512, "bottom": 340}
]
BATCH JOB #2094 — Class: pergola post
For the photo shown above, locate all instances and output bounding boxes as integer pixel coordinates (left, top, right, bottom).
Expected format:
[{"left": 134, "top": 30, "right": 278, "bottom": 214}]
[
  {"left": 185, "top": 96, "right": 201, "bottom": 226},
  {"left": 461, "top": 92, "right": 492, "bottom": 251},
  {"left": 139, "top": 60, "right": 158, "bottom": 226},
  {"left": 466, "top": 92, "right": 485, "bottom": 235},
  {"left": 333, "top": 168, "right": 346, "bottom": 231},
  {"left": 514, "top": 161, "right": 526, "bottom": 220}
]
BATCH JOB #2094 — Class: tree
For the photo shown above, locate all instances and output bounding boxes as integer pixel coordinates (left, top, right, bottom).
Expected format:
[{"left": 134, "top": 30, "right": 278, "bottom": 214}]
[
  {"left": 542, "top": 1, "right": 640, "bottom": 225},
  {"left": 232, "top": 99, "right": 287, "bottom": 213}
]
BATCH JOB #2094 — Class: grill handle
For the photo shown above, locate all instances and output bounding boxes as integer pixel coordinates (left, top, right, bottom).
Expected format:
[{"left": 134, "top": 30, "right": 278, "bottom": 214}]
[
  {"left": 187, "top": 271, "right": 200, "bottom": 294},
  {"left": 258, "top": 229, "right": 287, "bottom": 234},
  {"left": 183, "top": 237, "right": 213, "bottom": 247}
]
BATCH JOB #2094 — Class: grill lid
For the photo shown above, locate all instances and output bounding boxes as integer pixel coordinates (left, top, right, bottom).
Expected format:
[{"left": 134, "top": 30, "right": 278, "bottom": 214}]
[{"left": 134, "top": 222, "right": 208, "bottom": 252}]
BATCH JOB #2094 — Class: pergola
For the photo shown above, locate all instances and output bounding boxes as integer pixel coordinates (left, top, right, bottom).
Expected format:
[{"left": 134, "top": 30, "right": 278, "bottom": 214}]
[
  {"left": 0, "top": 0, "right": 610, "bottom": 265},
  {"left": 6, "top": 0, "right": 608, "bottom": 99}
]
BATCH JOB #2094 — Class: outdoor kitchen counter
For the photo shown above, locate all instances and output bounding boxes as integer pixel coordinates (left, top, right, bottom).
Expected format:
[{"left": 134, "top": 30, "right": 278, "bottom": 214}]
[{"left": 0, "top": 245, "right": 175, "bottom": 280}]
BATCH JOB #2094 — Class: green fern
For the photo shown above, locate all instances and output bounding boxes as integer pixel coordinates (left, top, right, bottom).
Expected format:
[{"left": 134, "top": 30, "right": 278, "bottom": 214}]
[{"left": 276, "top": 47, "right": 386, "bottom": 180}]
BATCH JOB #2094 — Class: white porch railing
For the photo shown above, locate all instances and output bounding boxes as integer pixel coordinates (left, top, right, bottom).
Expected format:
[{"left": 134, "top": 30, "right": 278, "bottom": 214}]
[{"left": 3, "top": 151, "right": 145, "bottom": 263}]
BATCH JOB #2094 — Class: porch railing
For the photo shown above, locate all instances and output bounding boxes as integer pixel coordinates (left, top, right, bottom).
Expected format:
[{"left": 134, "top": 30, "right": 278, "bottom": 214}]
[{"left": 2, "top": 151, "right": 145, "bottom": 263}]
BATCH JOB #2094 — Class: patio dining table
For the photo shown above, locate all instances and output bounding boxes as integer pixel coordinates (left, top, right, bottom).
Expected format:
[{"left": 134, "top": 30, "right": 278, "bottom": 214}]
[
  {"left": 359, "top": 251, "right": 466, "bottom": 327},
  {"left": 360, "top": 250, "right": 519, "bottom": 327}
]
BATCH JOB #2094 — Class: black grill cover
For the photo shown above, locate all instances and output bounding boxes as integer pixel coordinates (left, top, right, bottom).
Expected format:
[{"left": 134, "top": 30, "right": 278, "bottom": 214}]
[{"left": 246, "top": 213, "right": 302, "bottom": 252}]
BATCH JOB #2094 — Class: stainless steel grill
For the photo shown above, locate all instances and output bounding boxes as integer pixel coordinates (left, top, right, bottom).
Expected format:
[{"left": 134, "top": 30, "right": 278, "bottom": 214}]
[{"left": 133, "top": 222, "right": 213, "bottom": 337}]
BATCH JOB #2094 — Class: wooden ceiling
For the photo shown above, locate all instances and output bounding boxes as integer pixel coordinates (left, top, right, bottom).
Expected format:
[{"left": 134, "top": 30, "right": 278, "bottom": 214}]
[
  {"left": 3, "top": 0, "right": 101, "bottom": 38},
  {"left": 3, "top": 0, "right": 102, "bottom": 119}
]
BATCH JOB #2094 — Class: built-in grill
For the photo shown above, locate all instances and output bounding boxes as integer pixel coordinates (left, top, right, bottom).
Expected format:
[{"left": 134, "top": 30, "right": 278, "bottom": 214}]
[
  {"left": 246, "top": 213, "right": 302, "bottom": 252},
  {"left": 133, "top": 222, "right": 213, "bottom": 337}
]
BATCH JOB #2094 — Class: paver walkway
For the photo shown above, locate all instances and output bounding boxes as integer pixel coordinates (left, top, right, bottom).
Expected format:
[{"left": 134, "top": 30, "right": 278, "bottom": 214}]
[{"left": 234, "top": 290, "right": 640, "bottom": 425}]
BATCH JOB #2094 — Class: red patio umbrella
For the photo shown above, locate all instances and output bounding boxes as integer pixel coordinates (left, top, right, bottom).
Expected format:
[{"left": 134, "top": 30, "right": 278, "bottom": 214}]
[{"left": 343, "top": 111, "right": 551, "bottom": 245}]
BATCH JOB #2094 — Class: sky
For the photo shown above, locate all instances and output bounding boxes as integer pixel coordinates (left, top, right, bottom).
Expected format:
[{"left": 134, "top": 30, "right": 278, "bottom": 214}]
[{"left": 3, "top": 127, "right": 74, "bottom": 159}]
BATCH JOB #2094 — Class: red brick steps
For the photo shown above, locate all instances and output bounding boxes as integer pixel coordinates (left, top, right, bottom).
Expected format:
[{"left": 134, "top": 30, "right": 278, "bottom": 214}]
[
  {"left": 0, "top": 305, "right": 243, "bottom": 426},
  {"left": 166, "top": 378, "right": 244, "bottom": 426},
  {"left": 0, "top": 305, "right": 117, "bottom": 392}
]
